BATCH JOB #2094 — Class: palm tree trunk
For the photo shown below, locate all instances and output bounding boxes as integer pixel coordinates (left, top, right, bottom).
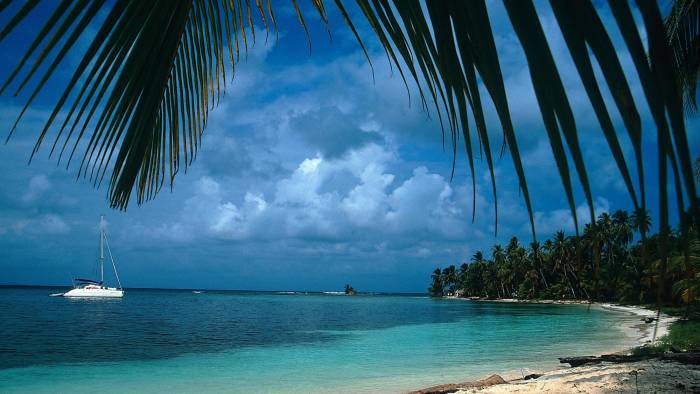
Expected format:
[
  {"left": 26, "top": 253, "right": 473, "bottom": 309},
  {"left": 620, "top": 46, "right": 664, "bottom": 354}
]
[
  {"left": 539, "top": 268, "right": 549, "bottom": 289},
  {"left": 563, "top": 266, "right": 576, "bottom": 298},
  {"left": 594, "top": 243, "right": 601, "bottom": 300}
]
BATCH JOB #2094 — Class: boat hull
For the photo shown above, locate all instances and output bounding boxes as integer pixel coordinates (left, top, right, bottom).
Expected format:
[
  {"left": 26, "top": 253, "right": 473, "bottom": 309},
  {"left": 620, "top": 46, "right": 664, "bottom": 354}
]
[{"left": 63, "top": 288, "right": 124, "bottom": 298}]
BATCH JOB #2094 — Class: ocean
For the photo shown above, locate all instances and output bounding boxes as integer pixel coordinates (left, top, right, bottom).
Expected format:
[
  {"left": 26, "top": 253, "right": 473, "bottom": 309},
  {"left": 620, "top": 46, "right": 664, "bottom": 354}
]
[{"left": 0, "top": 286, "right": 639, "bottom": 393}]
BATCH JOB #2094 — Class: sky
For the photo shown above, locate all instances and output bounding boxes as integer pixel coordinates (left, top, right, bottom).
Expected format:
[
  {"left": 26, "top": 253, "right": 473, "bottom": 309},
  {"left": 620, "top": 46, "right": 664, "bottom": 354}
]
[{"left": 0, "top": 1, "right": 698, "bottom": 292}]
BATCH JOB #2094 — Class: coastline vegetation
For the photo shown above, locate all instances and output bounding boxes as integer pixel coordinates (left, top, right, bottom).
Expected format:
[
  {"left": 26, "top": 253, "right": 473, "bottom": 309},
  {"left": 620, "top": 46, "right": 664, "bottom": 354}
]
[
  {"left": 632, "top": 319, "right": 700, "bottom": 356},
  {"left": 428, "top": 208, "right": 699, "bottom": 310}
]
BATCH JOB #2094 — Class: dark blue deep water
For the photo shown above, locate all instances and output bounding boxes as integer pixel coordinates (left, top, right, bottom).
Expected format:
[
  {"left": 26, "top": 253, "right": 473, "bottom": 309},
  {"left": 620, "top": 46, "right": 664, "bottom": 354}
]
[{"left": 0, "top": 286, "right": 638, "bottom": 393}]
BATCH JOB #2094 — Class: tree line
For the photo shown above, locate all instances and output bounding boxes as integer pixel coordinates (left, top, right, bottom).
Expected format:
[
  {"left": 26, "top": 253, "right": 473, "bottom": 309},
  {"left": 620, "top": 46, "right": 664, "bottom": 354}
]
[{"left": 429, "top": 209, "right": 699, "bottom": 306}]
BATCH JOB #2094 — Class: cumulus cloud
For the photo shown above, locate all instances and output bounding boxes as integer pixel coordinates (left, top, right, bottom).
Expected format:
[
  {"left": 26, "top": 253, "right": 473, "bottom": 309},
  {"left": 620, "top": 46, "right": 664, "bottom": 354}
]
[
  {"left": 136, "top": 143, "right": 471, "bottom": 250},
  {"left": 22, "top": 175, "right": 50, "bottom": 204},
  {"left": 9, "top": 214, "right": 70, "bottom": 235},
  {"left": 531, "top": 197, "right": 611, "bottom": 235},
  {"left": 1, "top": 3, "right": 687, "bottom": 291}
]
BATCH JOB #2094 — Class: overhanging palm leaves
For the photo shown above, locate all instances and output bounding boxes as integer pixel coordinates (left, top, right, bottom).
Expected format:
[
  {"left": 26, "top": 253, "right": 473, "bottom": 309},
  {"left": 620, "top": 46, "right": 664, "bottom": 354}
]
[
  {"left": 0, "top": 0, "right": 697, "bottom": 242},
  {"left": 0, "top": 0, "right": 292, "bottom": 207},
  {"left": 665, "top": 0, "right": 699, "bottom": 113}
]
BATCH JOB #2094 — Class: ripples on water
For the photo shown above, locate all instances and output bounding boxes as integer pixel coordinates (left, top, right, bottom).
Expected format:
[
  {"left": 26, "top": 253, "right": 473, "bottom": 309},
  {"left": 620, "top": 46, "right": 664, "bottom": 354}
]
[
  {"left": 0, "top": 287, "right": 479, "bottom": 369},
  {"left": 0, "top": 286, "right": 636, "bottom": 393}
]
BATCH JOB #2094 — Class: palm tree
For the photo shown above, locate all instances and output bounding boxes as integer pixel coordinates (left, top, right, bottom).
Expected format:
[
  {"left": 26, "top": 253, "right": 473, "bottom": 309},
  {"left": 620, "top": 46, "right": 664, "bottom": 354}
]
[
  {"left": 612, "top": 210, "right": 633, "bottom": 247},
  {"left": 632, "top": 209, "right": 653, "bottom": 238},
  {"left": 429, "top": 268, "right": 444, "bottom": 297},
  {"left": 632, "top": 208, "right": 653, "bottom": 292},
  {"left": 672, "top": 227, "right": 700, "bottom": 306},
  {"left": 442, "top": 265, "right": 457, "bottom": 295},
  {"left": 552, "top": 231, "right": 576, "bottom": 298},
  {"left": 491, "top": 244, "right": 507, "bottom": 298},
  {"left": 529, "top": 241, "right": 549, "bottom": 291},
  {"left": 584, "top": 223, "right": 604, "bottom": 300},
  {"left": 470, "top": 251, "right": 488, "bottom": 297},
  {"left": 434, "top": 217, "right": 699, "bottom": 306},
  {"left": 458, "top": 263, "right": 469, "bottom": 291},
  {"left": 0, "top": 0, "right": 695, "bottom": 239}
]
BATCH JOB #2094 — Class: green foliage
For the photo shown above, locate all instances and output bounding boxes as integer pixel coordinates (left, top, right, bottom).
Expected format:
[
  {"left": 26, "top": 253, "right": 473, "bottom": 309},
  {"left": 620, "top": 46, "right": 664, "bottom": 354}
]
[
  {"left": 631, "top": 319, "right": 700, "bottom": 355},
  {"left": 429, "top": 208, "right": 700, "bottom": 307},
  {"left": 667, "top": 320, "right": 700, "bottom": 351},
  {"left": 630, "top": 342, "right": 672, "bottom": 356},
  {"left": 428, "top": 268, "right": 443, "bottom": 297}
]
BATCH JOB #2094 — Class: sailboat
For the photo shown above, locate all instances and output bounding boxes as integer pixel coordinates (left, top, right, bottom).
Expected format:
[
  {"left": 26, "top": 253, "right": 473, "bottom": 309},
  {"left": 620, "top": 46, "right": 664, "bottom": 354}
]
[{"left": 61, "top": 216, "right": 124, "bottom": 298}]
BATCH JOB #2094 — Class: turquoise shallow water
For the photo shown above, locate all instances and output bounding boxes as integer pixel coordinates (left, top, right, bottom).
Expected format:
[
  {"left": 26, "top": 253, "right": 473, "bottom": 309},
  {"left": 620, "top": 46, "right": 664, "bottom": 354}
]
[{"left": 0, "top": 287, "right": 637, "bottom": 393}]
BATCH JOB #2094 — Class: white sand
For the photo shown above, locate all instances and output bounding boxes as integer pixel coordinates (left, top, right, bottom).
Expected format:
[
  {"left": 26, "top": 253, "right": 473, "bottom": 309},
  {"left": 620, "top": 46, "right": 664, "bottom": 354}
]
[
  {"left": 458, "top": 360, "right": 700, "bottom": 393},
  {"left": 596, "top": 303, "right": 678, "bottom": 345},
  {"left": 416, "top": 303, "right": 690, "bottom": 394}
]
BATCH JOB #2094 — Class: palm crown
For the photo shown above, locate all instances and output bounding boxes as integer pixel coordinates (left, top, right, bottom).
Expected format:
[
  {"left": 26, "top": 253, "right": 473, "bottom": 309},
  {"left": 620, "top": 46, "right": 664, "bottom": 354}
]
[{"left": 0, "top": 0, "right": 697, "bottom": 242}]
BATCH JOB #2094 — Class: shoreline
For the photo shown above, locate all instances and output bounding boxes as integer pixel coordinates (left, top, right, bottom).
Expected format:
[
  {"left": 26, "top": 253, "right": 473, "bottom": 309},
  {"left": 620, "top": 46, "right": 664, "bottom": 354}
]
[
  {"left": 410, "top": 300, "right": 687, "bottom": 394},
  {"left": 444, "top": 296, "right": 677, "bottom": 346},
  {"left": 596, "top": 303, "right": 678, "bottom": 345}
]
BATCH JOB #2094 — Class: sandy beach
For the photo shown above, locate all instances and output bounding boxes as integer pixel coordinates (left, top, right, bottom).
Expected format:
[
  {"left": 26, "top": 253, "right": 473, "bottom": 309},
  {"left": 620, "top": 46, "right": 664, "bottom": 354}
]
[
  {"left": 596, "top": 303, "right": 678, "bottom": 345},
  {"left": 410, "top": 302, "right": 697, "bottom": 394},
  {"left": 457, "top": 360, "right": 700, "bottom": 393}
]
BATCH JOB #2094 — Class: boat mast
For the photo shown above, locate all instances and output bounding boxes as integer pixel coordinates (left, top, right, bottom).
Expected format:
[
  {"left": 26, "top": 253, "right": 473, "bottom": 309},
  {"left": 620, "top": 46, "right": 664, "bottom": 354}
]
[{"left": 99, "top": 215, "right": 104, "bottom": 285}]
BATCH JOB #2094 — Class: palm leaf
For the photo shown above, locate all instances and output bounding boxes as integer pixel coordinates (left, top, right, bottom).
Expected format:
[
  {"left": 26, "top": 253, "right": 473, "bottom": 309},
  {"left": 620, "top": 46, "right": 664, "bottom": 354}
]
[
  {"left": 1, "top": 0, "right": 277, "bottom": 209},
  {"left": 665, "top": 0, "right": 700, "bottom": 114},
  {"left": 0, "top": 0, "right": 696, "bottom": 243}
]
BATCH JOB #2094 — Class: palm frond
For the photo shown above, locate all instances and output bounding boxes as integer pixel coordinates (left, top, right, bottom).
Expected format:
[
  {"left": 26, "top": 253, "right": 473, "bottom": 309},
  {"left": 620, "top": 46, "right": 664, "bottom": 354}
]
[
  {"left": 0, "top": 0, "right": 281, "bottom": 209},
  {"left": 665, "top": 0, "right": 700, "bottom": 114},
  {"left": 362, "top": 0, "right": 697, "bottom": 238},
  {"left": 0, "top": 0, "right": 696, "bottom": 242}
]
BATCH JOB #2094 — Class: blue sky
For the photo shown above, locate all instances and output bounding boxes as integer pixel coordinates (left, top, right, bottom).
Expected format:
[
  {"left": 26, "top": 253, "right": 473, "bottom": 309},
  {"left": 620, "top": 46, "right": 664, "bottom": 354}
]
[{"left": 0, "top": 1, "right": 697, "bottom": 292}]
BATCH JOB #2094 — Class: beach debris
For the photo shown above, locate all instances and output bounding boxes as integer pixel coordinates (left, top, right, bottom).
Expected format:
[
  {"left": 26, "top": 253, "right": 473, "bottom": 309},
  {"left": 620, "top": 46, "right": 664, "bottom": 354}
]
[
  {"left": 522, "top": 373, "right": 542, "bottom": 380},
  {"left": 642, "top": 316, "right": 656, "bottom": 323},
  {"left": 659, "top": 352, "right": 700, "bottom": 365},
  {"left": 407, "top": 374, "right": 506, "bottom": 394},
  {"left": 629, "top": 369, "right": 640, "bottom": 394},
  {"left": 559, "top": 354, "right": 646, "bottom": 367},
  {"left": 559, "top": 352, "right": 700, "bottom": 367}
]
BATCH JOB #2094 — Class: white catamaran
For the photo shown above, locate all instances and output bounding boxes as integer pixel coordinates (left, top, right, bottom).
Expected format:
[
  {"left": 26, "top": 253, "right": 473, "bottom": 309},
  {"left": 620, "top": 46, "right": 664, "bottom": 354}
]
[{"left": 61, "top": 216, "right": 124, "bottom": 298}]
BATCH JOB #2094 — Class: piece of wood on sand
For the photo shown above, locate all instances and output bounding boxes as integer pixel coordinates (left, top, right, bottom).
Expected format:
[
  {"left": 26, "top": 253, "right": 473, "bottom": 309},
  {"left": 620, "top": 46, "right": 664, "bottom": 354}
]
[{"left": 407, "top": 374, "right": 507, "bottom": 394}]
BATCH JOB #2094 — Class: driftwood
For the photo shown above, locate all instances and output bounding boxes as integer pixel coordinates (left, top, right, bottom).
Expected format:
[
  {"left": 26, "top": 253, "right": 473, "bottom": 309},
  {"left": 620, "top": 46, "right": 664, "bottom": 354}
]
[
  {"left": 660, "top": 352, "right": 700, "bottom": 364},
  {"left": 522, "top": 373, "right": 542, "bottom": 380},
  {"left": 560, "top": 352, "right": 700, "bottom": 367},
  {"left": 407, "top": 374, "right": 507, "bottom": 394},
  {"left": 559, "top": 354, "right": 647, "bottom": 367}
]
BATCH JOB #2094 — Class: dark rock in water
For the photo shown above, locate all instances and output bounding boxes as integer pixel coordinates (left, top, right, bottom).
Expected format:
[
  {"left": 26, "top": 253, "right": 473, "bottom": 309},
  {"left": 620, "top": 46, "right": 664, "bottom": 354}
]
[
  {"left": 344, "top": 284, "right": 356, "bottom": 295},
  {"left": 408, "top": 374, "right": 507, "bottom": 394},
  {"left": 642, "top": 316, "right": 656, "bottom": 323},
  {"left": 523, "top": 373, "right": 542, "bottom": 380}
]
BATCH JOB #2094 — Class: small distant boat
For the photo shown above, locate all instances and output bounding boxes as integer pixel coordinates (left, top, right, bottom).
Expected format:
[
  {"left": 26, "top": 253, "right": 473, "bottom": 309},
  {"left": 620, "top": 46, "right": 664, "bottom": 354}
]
[
  {"left": 60, "top": 216, "right": 124, "bottom": 298},
  {"left": 192, "top": 290, "right": 205, "bottom": 294}
]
